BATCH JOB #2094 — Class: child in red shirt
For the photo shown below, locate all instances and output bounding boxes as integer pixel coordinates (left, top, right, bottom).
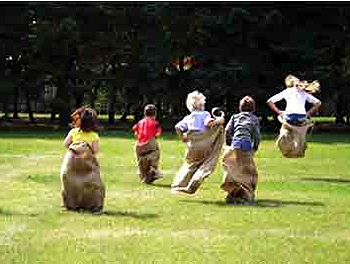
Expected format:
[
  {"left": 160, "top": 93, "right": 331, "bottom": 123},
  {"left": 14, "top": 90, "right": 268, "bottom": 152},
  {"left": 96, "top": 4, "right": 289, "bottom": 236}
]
[
  {"left": 132, "top": 104, "right": 162, "bottom": 184},
  {"left": 132, "top": 105, "right": 162, "bottom": 143}
]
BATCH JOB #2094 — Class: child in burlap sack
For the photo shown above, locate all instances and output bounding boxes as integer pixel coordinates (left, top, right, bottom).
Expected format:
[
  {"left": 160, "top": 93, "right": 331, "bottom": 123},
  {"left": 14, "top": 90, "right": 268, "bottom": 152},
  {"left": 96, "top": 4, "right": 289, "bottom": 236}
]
[
  {"left": 221, "top": 96, "right": 260, "bottom": 204},
  {"left": 171, "top": 90, "right": 225, "bottom": 194},
  {"left": 132, "top": 104, "right": 163, "bottom": 184},
  {"left": 61, "top": 106, "right": 105, "bottom": 214},
  {"left": 267, "top": 75, "right": 321, "bottom": 126},
  {"left": 267, "top": 75, "right": 322, "bottom": 157}
]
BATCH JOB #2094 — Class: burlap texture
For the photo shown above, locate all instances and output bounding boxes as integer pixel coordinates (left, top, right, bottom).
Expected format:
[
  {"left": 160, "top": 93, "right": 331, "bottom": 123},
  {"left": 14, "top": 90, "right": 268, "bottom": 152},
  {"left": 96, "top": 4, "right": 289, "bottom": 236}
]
[
  {"left": 276, "top": 115, "right": 313, "bottom": 158},
  {"left": 171, "top": 125, "right": 224, "bottom": 194},
  {"left": 221, "top": 147, "right": 258, "bottom": 203},
  {"left": 134, "top": 139, "right": 161, "bottom": 184},
  {"left": 60, "top": 142, "right": 105, "bottom": 212}
]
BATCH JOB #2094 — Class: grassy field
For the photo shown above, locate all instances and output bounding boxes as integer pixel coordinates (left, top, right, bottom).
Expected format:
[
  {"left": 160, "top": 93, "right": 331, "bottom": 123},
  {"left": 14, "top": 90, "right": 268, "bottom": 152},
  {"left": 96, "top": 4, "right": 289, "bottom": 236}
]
[{"left": 0, "top": 130, "right": 349, "bottom": 264}]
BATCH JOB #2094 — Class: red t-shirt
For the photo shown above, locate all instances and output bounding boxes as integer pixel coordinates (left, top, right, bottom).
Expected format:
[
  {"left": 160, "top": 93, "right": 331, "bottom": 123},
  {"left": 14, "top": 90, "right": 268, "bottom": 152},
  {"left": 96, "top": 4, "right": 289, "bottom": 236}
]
[{"left": 132, "top": 117, "right": 162, "bottom": 143}]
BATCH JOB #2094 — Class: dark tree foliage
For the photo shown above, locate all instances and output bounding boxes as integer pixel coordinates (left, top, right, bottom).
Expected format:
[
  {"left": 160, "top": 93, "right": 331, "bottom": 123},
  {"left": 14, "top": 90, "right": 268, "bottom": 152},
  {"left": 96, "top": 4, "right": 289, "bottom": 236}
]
[{"left": 1, "top": 2, "right": 350, "bottom": 126}]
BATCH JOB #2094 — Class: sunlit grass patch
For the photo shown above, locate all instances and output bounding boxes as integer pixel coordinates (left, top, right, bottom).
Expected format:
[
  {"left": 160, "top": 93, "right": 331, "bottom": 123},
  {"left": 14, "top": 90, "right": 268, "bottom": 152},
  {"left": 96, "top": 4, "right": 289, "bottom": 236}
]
[{"left": 0, "top": 130, "right": 349, "bottom": 264}]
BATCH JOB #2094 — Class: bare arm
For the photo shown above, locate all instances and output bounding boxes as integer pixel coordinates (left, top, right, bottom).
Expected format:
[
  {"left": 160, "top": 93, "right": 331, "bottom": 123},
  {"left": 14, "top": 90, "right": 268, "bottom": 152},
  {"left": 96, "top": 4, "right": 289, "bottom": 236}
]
[
  {"left": 267, "top": 90, "right": 286, "bottom": 115},
  {"left": 155, "top": 122, "right": 162, "bottom": 137},
  {"left": 91, "top": 140, "right": 100, "bottom": 154},
  {"left": 175, "top": 126, "right": 188, "bottom": 142},
  {"left": 267, "top": 101, "right": 282, "bottom": 116},
  {"left": 63, "top": 134, "right": 73, "bottom": 149},
  {"left": 306, "top": 102, "right": 321, "bottom": 117},
  {"left": 132, "top": 124, "right": 138, "bottom": 138}
]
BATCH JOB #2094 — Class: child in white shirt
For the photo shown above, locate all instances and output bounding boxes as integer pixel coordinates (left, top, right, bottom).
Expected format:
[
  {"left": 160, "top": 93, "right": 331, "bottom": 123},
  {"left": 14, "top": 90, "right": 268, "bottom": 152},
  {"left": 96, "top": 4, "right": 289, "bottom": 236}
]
[{"left": 267, "top": 75, "right": 322, "bottom": 125}]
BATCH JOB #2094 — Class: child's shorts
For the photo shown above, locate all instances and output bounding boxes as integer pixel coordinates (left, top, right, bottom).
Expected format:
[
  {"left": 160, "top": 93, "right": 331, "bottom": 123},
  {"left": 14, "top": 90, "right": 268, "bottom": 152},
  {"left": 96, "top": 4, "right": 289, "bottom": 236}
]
[
  {"left": 232, "top": 140, "right": 252, "bottom": 152},
  {"left": 284, "top": 113, "right": 306, "bottom": 126}
]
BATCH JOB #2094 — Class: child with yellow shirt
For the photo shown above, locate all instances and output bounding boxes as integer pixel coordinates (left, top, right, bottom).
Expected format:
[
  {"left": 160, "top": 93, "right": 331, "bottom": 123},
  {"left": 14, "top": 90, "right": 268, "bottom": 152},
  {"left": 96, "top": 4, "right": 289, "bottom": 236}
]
[
  {"left": 60, "top": 106, "right": 104, "bottom": 214},
  {"left": 64, "top": 107, "right": 100, "bottom": 154}
]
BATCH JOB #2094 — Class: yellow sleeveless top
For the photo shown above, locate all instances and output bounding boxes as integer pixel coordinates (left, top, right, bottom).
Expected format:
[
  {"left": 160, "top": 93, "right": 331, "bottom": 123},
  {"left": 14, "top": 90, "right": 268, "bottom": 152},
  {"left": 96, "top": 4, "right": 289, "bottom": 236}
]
[{"left": 68, "top": 128, "right": 99, "bottom": 145}]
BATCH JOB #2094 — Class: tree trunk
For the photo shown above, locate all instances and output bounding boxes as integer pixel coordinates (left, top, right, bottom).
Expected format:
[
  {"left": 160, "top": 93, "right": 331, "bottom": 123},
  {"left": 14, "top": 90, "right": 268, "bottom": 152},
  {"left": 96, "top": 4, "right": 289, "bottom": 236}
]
[
  {"left": 59, "top": 107, "right": 69, "bottom": 127},
  {"left": 25, "top": 88, "right": 35, "bottom": 123},
  {"left": 156, "top": 99, "right": 163, "bottom": 120},
  {"left": 108, "top": 62, "right": 120, "bottom": 125},
  {"left": 90, "top": 86, "right": 98, "bottom": 109},
  {"left": 120, "top": 102, "right": 130, "bottom": 122},
  {"left": 335, "top": 93, "right": 345, "bottom": 124},
  {"left": 108, "top": 85, "right": 116, "bottom": 125},
  {"left": 12, "top": 85, "right": 19, "bottom": 119},
  {"left": 50, "top": 110, "right": 56, "bottom": 122},
  {"left": 2, "top": 96, "right": 9, "bottom": 119},
  {"left": 58, "top": 76, "right": 70, "bottom": 127}
]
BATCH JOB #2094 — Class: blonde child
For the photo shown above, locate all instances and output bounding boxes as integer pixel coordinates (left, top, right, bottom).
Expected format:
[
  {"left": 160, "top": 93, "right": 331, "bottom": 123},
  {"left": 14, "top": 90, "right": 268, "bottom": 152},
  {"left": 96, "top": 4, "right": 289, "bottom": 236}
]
[
  {"left": 175, "top": 90, "right": 224, "bottom": 141},
  {"left": 171, "top": 90, "right": 225, "bottom": 194},
  {"left": 267, "top": 74, "right": 322, "bottom": 125}
]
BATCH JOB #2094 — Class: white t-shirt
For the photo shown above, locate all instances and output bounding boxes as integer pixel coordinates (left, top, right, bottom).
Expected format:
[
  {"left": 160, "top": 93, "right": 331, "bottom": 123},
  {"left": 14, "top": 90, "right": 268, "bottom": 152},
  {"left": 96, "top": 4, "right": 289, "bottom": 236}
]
[{"left": 267, "top": 87, "right": 321, "bottom": 114}]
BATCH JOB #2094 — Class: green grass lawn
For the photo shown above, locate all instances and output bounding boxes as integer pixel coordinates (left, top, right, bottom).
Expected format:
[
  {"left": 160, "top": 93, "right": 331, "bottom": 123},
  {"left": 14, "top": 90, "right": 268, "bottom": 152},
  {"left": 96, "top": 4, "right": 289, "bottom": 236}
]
[{"left": 0, "top": 130, "right": 350, "bottom": 264}]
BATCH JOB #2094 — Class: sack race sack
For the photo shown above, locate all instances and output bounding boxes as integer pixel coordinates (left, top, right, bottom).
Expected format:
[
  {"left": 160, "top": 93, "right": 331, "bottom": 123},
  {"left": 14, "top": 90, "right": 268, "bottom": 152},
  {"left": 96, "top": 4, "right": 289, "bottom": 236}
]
[
  {"left": 221, "top": 147, "right": 258, "bottom": 204},
  {"left": 276, "top": 115, "right": 313, "bottom": 158},
  {"left": 134, "top": 138, "right": 161, "bottom": 184},
  {"left": 60, "top": 142, "right": 105, "bottom": 213},
  {"left": 171, "top": 124, "right": 224, "bottom": 194}
]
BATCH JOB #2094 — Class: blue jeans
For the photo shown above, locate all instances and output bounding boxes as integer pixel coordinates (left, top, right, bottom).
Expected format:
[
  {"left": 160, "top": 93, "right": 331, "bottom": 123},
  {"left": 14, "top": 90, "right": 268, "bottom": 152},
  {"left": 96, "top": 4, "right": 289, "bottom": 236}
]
[
  {"left": 284, "top": 113, "right": 306, "bottom": 126},
  {"left": 232, "top": 140, "right": 252, "bottom": 152}
]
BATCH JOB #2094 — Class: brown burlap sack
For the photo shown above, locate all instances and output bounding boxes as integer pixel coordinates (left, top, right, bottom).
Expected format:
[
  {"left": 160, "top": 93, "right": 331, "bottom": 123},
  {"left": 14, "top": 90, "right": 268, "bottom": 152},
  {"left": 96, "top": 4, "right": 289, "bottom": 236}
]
[
  {"left": 171, "top": 125, "right": 224, "bottom": 194},
  {"left": 60, "top": 142, "right": 105, "bottom": 212},
  {"left": 134, "top": 139, "right": 161, "bottom": 184},
  {"left": 276, "top": 115, "right": 313, "bottom": 158},
  {"left": 221, "top": 147, "right": 258, "bottom": 204}
]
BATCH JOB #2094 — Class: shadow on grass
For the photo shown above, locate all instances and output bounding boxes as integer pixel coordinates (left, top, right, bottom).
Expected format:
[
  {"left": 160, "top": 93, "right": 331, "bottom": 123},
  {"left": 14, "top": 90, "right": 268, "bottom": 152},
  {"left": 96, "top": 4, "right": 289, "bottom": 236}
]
[
  {"left": 0, "top": 208, "right": 39, "bottom": 217},
  {"left": 255, "top": 199, "right": 324, "bottom": 208},
  {"left": 27, "top": 174, "right": 59, "bottom": 183},
  {"left": 103, "top": 210, "right": 159, "bottom": 220},
  {"left": 302, "top": 177, "right": 350, "bottom": 184},
  {"left": 149, "top": 182, "right": 171, "bottom": 189},
  {"left": 180, "top": 199, "right": 324, "bottom": 208}
]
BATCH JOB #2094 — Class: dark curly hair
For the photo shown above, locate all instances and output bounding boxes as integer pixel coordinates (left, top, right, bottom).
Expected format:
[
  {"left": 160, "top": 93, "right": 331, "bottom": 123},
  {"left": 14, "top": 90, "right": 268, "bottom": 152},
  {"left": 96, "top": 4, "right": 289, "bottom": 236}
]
[{"left": 70, "top": 106, "right": 99, "bottom": 132}]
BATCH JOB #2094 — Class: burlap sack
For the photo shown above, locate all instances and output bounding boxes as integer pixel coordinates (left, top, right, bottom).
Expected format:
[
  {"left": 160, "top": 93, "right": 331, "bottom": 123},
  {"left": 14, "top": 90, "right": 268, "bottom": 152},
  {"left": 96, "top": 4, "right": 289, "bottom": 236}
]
[
  {"left": 221, "top": 147, "right": 258, "bottom": 204},
  {"left": 276, "top": 115, "right": 313, "bottom": 158},
  {"left": 171, "top": 125, "right": 224, "bottom": 194},
  {"left": 134, "top": 139, "right": 161, "bottom": 184},
  {"left": 60, "top": 142, "right": 105, "bottom": 212}
]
